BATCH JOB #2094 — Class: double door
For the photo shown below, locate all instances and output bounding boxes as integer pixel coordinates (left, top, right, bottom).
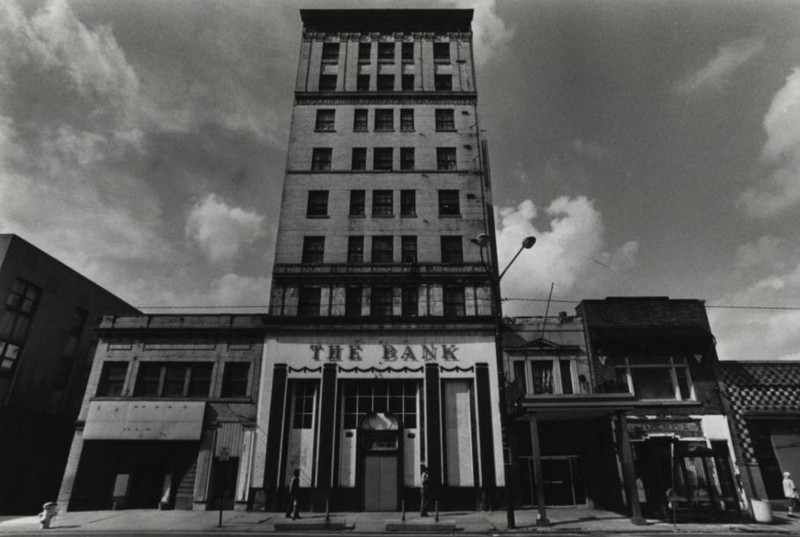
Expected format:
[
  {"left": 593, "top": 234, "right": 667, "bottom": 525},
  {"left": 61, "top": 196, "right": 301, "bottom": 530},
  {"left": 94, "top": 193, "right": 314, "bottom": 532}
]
[{"left": 362, "top": 430, "right": 400, "bottom": 511}]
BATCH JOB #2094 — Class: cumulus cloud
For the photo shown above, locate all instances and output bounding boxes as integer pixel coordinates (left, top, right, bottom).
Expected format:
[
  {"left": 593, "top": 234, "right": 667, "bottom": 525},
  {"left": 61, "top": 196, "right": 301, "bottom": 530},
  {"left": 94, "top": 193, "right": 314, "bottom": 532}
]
[
  {"left": 709, "top": 236, "right": 800, "bottom": 361},
  {"left": 738, "top": 68, "right": 800, "bottom": 217},
  {"left": 186, "top": 194, "right": 266, "bottom": 264},
  {"left": 495, "top": 197, "right": 638, "bottom": 315},
  {"left": 444, "top": 0, "right": 512, "bottom": 65},
  {"left": 676, "top": 37, "right": 765, "bottom": 95}
]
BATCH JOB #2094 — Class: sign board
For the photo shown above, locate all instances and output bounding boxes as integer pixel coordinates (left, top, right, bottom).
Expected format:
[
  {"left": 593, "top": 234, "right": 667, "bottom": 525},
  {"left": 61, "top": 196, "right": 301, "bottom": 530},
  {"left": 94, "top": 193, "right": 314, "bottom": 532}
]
[
  {"left": 219, "top": 447, "right": 230, "bottom": 462},
  {"left": 627, "top": 419, "right": 703, "bottom": 440}
]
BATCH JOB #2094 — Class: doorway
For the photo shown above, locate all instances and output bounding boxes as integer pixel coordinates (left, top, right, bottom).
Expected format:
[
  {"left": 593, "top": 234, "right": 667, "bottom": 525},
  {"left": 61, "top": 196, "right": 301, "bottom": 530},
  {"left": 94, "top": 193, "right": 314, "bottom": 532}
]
[
  {"left": 521, "top": 455, "right": 585, "bottom": 506},
  {"left": 360, "top": 413, "right": 401, "bottom": 511}
]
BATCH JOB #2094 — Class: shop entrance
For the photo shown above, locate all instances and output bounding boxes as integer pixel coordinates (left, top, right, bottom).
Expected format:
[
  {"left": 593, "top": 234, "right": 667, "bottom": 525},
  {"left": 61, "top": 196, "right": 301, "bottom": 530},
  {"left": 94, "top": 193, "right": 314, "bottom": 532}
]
[
  {"left": 521, "top": 455, "right": 585, "bottom": 506},
  {"left": 360, "top": 413, "right": 401, "bottom": 511}
]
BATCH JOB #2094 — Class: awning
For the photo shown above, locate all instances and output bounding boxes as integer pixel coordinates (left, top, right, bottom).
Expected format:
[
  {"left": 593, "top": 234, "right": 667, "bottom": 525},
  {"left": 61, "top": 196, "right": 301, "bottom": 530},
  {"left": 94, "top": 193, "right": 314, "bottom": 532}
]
[{"left": 215, "top": 422, "right": 244, "bottom": 457}]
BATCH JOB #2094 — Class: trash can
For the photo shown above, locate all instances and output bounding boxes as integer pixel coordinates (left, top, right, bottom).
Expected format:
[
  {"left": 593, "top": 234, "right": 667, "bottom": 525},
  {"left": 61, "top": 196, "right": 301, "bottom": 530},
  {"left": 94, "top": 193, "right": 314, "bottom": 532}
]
[{"left": 751, "top": 499, "right": 773, "bottom": 524}]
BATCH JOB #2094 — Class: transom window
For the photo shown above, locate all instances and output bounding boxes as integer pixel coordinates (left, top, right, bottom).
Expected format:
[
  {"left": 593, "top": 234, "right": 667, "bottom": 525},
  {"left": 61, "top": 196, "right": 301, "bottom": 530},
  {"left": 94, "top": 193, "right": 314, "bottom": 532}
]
[
  {"left": 315, "top": 109, "right": 335, "bottom": 131},
  {"left": 342, "top": 380, "right": 418, "bottom": 429},
  {"left": 615, "top": 357, "right": 694, "bottom": 401}
]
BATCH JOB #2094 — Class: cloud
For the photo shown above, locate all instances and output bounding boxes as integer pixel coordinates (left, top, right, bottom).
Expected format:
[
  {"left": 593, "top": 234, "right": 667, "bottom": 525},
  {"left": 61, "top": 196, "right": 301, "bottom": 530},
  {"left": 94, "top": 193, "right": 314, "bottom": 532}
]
[
  {"left": 676, "top": 37, "right": 765, "bottom": 95},
  {"left": 571, "top": 139, "right": 608, "bottom": 160},
  {"left": 709, "top": 236, "right": 800, "bottom": 361},
  {"left": 186, "top": 194, "right": 266, "bottom": 264},
  {"left": 738, "top": 68, "right": 800, "bottom": 217},
  {"left": 495, "top": 197, "right": 638, "bottom": 315},
  {"left": 444, "top": 0, "right": 512, "bottom": 65}
]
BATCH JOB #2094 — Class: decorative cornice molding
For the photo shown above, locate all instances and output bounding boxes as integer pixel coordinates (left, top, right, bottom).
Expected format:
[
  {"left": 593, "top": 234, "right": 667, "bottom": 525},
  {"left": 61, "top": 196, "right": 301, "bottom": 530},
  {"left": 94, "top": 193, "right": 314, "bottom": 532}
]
[
  {"left": 303, "top": 31, "right": 472, "bottom": 41},
  {"left": 295, "top": 93, "right": 476, "bottom": 106},
  {"left": 338, "top": 365, "right": 424, "bottom": 374}
]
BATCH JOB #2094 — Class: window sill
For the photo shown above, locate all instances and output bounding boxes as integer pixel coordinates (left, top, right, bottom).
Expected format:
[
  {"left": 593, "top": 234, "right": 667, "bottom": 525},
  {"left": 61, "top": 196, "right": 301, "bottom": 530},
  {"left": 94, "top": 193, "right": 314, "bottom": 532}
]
[
  {"left": 400, "top": 214, "right": 417, "bottom": 218},
  {"left": 349, "top": 214, "right": 366, "bottom": 218},
  {"left": 354, "top": 129, "right": 369, "bottom": 133},
  {"left": 314, "top": 129, "right": 336, "bottom": 133},
  {"left": 374, "top": 129, "right": 395, "bottom": 132},
  {"left": 371, "top": 215, "right": 395, "bottom": 218},
  {"left": 306, "top": 215, "right": 330, "bottom": 219},
  {"left": 436, "top": 128, "right": 457, "bottom": 132},
  {"left": 400, "top": 129, "right": 415, "bottom": 133},
  {"left": 439, "top": 214, "right": 462, "bottom": 218}
]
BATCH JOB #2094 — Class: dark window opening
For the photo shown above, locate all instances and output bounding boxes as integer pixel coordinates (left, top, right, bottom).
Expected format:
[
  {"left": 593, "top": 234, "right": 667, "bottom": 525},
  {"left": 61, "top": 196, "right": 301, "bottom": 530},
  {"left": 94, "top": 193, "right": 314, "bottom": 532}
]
[
  {"left": 96, "top": 362, "right": 129, "bottom": 397},
  {"left": 377, "top": 74, "right": 394, "bottom": 91},
  {"left": 435, "top": 109, "right": 455, "bottom": 131},
  {"left": 311, "top": 148, "right": 332, "bottom": 171},
  {"left": 372, "top": 190, "right": 393, "bottom": 216},
  {"left": 354, "top": 109, "right": 368, "bottom": 131},
  {"left": 298, "top": 287, "right": 321, "bottom": 317},
  {"left": 352, "top": 148, "right": 367, "bottom": 170},
  {"left": 357, "top": 75, "right": 370, "bottom": 91},
  {"left": 372, "top": 236, "right": 394, "bottom": 263},
  {"left": 438, "top": 190, "right": 460, "bottom": 216},
  {"left": 347, "top": 236, "right": 364, "bottom": 264},
  {"left": 400, "top": 109, "right": 414, "bottom": 131},
  {"left": 400, "top": 190, "right": 416, "bottom": 216},
  {"left": 443, "top": 286, "right": 466, "bottom": 318},
  {"left": 371, "top": 286, "right": 394, "bottom": 317},
  {"left": 302, "top": 236, "right": 325, "bottom": 264},
  {"left": 221, "top": 362, "right": 250, "bottom": 398},
  {"left": 433, "top": 42, "right": 450, "bottom": 61},
  {"left": 441, "top": 236, "right": 463, "bottom": 264},
  {"left": 401, "top": 236, "right": 417, "bottom": 263},
  {"left": 321, "top": 43, "right": 339, "bottom": 62},
  {"left": 349, "top": 190, "right": 365, "bottom": 216},
  {"left": 306, "top": 190, "right": 329, "bottom": 217},
  {"left": 373, "top": 148, "right": 393, "bottom": 171},
  {"left": 315, "top": 109, "right": 335, "bottom": 131},
  {"left": 358, "top": 42, "right": 371, "bottom": 61},
  {"left": 319, "top": 74, "right": 337, "bottom": 91},
  {"left": 437, "top": 147, "right": 457, "bottom": 170},
  {"left": 400, "top": 148, "right": 415, "bottom": 170},
  {"left": 435, "top": 74, "right": 452, "bottom": 91}
]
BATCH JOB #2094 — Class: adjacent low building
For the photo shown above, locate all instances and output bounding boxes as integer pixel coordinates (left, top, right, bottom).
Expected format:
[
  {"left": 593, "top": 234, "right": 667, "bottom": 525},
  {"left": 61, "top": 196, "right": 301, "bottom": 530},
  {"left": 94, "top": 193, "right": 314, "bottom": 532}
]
[{"left": 0, "top": 234, "right": 138, "bottom": 514}]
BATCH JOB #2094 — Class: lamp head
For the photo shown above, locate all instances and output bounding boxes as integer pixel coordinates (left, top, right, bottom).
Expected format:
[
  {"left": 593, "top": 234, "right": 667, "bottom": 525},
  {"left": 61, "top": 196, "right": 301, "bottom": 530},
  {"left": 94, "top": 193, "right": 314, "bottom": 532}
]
[
  {"left": 522, "top": 236, "right": 537, "bottom": 249},
  {"left": 471, "top": 233, "right": 490, "bottom": 247}
]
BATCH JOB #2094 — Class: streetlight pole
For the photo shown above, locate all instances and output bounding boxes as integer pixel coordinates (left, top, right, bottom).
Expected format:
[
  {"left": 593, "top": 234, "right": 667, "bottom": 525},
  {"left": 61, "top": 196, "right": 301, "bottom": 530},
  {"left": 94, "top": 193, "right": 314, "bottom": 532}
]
[{"left": 471, "top": 234, "right": 536, "bottom": 530}]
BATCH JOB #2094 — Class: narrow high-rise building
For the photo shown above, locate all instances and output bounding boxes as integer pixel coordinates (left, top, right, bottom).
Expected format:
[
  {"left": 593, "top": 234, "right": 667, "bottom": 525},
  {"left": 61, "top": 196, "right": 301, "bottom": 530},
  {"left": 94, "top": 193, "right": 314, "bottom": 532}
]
[{"left": 262, "top": 9, "right": 506, "bottom": 511}]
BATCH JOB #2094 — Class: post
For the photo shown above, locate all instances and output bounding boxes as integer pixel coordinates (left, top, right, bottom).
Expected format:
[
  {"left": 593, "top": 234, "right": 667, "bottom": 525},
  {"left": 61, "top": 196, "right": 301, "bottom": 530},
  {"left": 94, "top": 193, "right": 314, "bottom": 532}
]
[
  {"left": 529, "top": 415, "right": 550, "bottom": 526},
  {"left": 616, "top": 414, "right": 646, "bottom": 525},
  {"left": 435, "top": 500, "right": 439, "bottom": 522},
  {"left": 401, "top": 500, "right": 406, "bottom": 521},
  {"left": 218, "top": 446, "right": 230, "bottom": 528}
]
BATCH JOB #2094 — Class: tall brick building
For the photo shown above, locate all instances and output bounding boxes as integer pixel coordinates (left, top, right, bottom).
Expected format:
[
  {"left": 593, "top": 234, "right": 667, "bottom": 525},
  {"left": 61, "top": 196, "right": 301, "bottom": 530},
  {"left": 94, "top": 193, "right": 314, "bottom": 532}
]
[{"left": 262, "top": 9, "right": 504, "bottom": 512}]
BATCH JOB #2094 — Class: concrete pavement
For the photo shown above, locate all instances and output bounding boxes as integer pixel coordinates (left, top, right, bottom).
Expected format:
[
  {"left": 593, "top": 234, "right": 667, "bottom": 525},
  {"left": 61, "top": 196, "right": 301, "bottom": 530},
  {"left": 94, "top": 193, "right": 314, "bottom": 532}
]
[{"left": 1, "top": 507, "right": 799, "bottom": 534}]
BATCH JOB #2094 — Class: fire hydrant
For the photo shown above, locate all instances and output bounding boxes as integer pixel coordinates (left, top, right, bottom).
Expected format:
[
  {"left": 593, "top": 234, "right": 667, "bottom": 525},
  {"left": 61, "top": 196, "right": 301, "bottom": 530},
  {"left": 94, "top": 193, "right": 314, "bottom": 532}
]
[{"left": 38, "top": 502, "right": 58, "bottom": 529}]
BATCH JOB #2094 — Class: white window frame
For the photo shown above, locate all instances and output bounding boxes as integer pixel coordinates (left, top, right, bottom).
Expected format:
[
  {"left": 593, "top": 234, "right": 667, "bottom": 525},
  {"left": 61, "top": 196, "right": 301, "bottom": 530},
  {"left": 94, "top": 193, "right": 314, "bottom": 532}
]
[
  {"left": 512, "top": 356, "right": 580, "bottom": 395},
  {"left": 615, "top": 356, "right": 695, "bottom": 401}
]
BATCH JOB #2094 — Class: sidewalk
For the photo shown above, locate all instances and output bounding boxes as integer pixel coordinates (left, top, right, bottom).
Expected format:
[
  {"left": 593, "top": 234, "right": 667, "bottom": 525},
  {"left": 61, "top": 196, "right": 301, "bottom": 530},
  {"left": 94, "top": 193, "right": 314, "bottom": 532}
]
[{"left": 1, "top": 507, "right": 799, "bottom": 534}]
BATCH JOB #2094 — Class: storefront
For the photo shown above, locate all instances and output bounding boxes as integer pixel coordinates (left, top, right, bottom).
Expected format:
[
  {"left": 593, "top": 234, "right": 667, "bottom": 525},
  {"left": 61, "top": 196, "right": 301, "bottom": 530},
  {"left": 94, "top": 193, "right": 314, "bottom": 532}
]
[{"left": 257, "top": 332, "right": 503, "bottom": 512}]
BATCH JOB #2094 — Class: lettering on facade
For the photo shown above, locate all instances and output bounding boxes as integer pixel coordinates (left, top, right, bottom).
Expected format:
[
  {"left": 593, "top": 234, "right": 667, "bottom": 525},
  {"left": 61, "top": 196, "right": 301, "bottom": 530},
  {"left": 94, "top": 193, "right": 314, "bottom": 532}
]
[
  {"left": 310, "top": 344, "right": 459, "bottom": 362},
  {"left": 627, "top": 420, "right": 702, "bottom": 440}
]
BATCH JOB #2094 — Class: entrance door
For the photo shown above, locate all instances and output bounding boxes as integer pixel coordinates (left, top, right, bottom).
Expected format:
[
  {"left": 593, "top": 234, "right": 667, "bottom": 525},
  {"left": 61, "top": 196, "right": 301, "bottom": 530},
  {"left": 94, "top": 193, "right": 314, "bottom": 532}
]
[
  {"left": 521, "top": 455, "right": 585, "bottom": 506},
  {"left": 364, "top": 454, "right": 398, "bottom": 510}
]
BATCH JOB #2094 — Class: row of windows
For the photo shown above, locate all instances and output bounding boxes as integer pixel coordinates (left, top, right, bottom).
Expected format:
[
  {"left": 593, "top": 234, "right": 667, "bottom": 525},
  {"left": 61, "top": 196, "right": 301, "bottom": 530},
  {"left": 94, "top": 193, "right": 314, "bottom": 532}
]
[
  {"left": 307, "top": 189, "right": 459, "bottom": 218},
  {"left": 301, "top": 235, "right": 465, "bottom": 265},
  {"left": 322, "top": 41, "right": 451, "bottom": 63},
  {"left": 311, "top": 147, "right": 456, "bottom": 171},
  {"left": 296, "top": 285, "right": 468, "bottom": 319},
  {"left": 318, "top": 73, "right": 452, "bottom": 92},
  {"left": 315, "top": 108, "right": 455, "bottom": 133},
  {"left": 96, "top": 361, "right": 251, "bottom": 399}
]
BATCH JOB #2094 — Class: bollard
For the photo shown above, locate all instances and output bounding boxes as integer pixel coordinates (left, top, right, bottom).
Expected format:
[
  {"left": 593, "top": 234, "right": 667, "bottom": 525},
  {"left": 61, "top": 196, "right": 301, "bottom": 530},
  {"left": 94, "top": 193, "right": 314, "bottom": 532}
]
[
  {"left": 325, "top": 499, "right": 330, "bottom": 523},
  {"left": 435, "top": 500, "right": 439, "bottom": 522},
  {"left": 401, "top": 500, "right": 406, "bottom": 521}
]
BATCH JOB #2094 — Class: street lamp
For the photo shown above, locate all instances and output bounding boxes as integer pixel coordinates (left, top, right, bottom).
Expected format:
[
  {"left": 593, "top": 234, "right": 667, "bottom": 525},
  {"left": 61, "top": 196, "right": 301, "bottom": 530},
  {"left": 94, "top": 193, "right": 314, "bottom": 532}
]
[{"left": 471, "top": 233, "right": 536, "bottom": 529}]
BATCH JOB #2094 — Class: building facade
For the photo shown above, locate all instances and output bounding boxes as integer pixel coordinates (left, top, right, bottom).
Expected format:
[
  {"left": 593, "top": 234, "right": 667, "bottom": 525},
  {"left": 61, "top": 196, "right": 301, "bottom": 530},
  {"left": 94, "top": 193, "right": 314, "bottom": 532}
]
[
  {"left": 505, "top": 299, "right": 742, "bottom": 523},
  {"left": 719, "top": 360, "right": 800, "bottom": 513},
  {"left": 0, "top": 234, "right": 137, "bottom": 514},
  {"left": 263, "top": 9, "right": 503, "bottom": 512}
]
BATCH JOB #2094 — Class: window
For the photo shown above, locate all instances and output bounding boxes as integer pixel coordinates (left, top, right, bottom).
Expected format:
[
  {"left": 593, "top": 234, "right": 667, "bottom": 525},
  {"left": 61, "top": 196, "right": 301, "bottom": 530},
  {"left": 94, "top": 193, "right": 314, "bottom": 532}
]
[
  {"left": 400, "top": 148, "right": 415, "bottom": 170},
  {"left": 352, "top": 148, "right": 367, "bottom": 170},
  {"left": 345, "top": 287, "right": 362, "bottom": 317},
  {"left": 302, "top": 236, "right": 325, "bottom": 264},
  {"left": 402, "top": 287, "right": 418, "bottom": 317},
  {"left": 401, "top": 236, "right": 417, "bottom": 263},
  {"left": 372, "top": 236, "right": 393, "bottom": 263},
  {"left": 349, "top": 190, "right": 365, "bottom": 216},
  {"left": 373, "top": 148, "right": 393, "bottom": 171},
  {"left": 311, "top": 148, "right": 332, "bottom": 171},
  {"left": 358, "top": 42, "right": 371, "bottom": 61},
  {"left": 435, "top": 109, "right": 455, "bottom": 131},
  {"left": 441, "top": 236, "right": 463, "bottom": 264},
  {"left": 0, "top": 279, "right": 41, "bottom": 373},
  {"left": 402, "top": 42, "right": 414, "bottom": 62},
  {"left": 435, "top": 74, "right": 452, "bottom": 91},
  {"left": 402, "top": 74, "right": 414, "bottom": 91},
  {"left": 437, "top": 147, "right": 456, "bottom": 170},
  {"left": 342, "top": 380, "right": 418, "bottom": 429},
  {"left": 292, "top": 380, "right": 317, "bottom": 429},
  {"left": 372, "top": 190, "right": 393, "bottom": 216},
  {"left": 221, "top": 362, "right": 250, "bottom": 398},
  {"left": 375, "top": 109, "right": 393, "bottom": 131},
  {"left": 615, "top": 357, "right": 694, "bottom": 401},
  {"left": 347, "top": 236, "right": 364, "bottom": 263},
  {"left": 371, "top": 286, "right": 394, "bottom": 317},
  {"left": 400, "top": 190, "right": 416, "bottom": 216},
  {"left": 315, "top": 109, "right": 335, "bottom": 131},
  {"left": 514, "top": 358, "right": 588, "bottom": 395},
  {"left": 400, "top": 109, "right": 414, "bottom": 131},
  {"left": 96, "top": 362, "right": 128, "bottom": 397},
  {"left": 357, "top": 74, "right": 370, "bottom": 91},
  {"left": 438, "top": 190, "right": 460, "bottom": 216},
  {"left": 298, "top": 287, "right": 321, "bottom": 317},
  {"left": 319, "top": 74, "right": 337, "bottom": 91},
  {"left": 378, "top": 42, "right": 394, "bottom": 61},
  {"left": 322, "top": 42, "right": 339, "bottom": 62},
  {"left": 354, "top": 109, "right": 368, "bottom": 131},
  {"left": 443, "top": 286, "right": 466, "bottom": 318},
  {"left": 133, "top": 363, "right": 213, "bottom": 398},
  {"left": 434, "top": 42, "right": 450, "bottom": 61},
  {"left": 377, "top": 74, "right": 394, "bottom": 91},
  {"left": 306, "top": 190, "right": 329, "bottom": 217}
]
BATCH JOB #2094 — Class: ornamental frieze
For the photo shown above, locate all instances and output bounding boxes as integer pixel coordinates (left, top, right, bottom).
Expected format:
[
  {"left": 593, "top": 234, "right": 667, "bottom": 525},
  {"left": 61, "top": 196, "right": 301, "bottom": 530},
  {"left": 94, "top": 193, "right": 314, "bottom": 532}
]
[{"left": 295, "top": 94, "right": 477, "bottom": 106}]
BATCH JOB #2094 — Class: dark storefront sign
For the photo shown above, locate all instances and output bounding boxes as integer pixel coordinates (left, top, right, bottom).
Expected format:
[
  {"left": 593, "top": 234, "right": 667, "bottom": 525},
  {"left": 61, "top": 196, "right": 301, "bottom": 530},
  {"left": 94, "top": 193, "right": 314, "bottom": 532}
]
[{"left": 628, "top": 419, "right": 702, "bottom": 441}]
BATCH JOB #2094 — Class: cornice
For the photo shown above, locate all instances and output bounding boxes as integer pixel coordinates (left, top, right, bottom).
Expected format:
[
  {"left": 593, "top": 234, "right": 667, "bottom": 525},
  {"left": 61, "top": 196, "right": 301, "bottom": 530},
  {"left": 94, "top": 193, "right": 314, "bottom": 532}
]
[{"left": 295, "top": 92, "right": 477, "bottom": 106}]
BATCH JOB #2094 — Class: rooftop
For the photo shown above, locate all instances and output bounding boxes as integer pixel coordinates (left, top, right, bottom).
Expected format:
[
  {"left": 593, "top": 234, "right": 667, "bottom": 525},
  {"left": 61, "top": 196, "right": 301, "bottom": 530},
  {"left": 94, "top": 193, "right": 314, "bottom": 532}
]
[{"left": 300, "top": 9, "right": 473, "bottom": 33}]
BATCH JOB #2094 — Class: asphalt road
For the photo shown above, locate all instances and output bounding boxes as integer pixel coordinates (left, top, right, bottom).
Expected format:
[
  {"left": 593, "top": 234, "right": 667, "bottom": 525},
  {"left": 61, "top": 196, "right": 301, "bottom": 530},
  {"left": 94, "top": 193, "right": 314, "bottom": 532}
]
[{"left": 0, "top": 533, "right": 796, "bottom": 537}]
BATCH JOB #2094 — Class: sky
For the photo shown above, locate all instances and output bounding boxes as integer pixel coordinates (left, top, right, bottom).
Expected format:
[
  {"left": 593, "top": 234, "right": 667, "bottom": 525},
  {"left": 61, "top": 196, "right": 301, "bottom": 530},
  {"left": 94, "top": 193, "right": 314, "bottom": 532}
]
[{"left": 1, "top": 0, "right": 800, "bottom": 361}]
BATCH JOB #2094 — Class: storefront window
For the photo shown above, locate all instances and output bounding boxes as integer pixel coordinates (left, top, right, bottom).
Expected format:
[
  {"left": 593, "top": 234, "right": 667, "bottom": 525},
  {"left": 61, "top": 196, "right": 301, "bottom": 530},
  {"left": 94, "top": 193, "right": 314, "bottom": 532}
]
[
  {"left": 292, "top": 380, "right": 317, "bottom": 429},
  {"left": 616, "top": 357, "right": 694, "bottom": 401},
  {"left": 342, "top": 380, "right": 418, "bottom": 429}
]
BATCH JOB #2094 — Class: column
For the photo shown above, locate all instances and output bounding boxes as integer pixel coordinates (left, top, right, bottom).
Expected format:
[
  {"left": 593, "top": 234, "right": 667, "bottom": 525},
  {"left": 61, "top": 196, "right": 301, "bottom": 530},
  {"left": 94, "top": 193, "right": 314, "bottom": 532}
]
[
  {"left": 314, "top": 363, "right": 337, "bottom": 510},
  {"left": 424, "top": 363, "right": 442, "bottom": 483},
  {"left": 616, "top": 413, "right": 646, "bottom": 525},
  {"left": 529, "top": 415, "right": 550, "bottom": 526},
  {"left": 56, "top": 426, "right": 85, "bottom": 512},
  {"left": 474, "top": 363, "right": 497, "bottom": 494},
  {"left": 264, "top": 364, "right": 288, "bottom": 510}
]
